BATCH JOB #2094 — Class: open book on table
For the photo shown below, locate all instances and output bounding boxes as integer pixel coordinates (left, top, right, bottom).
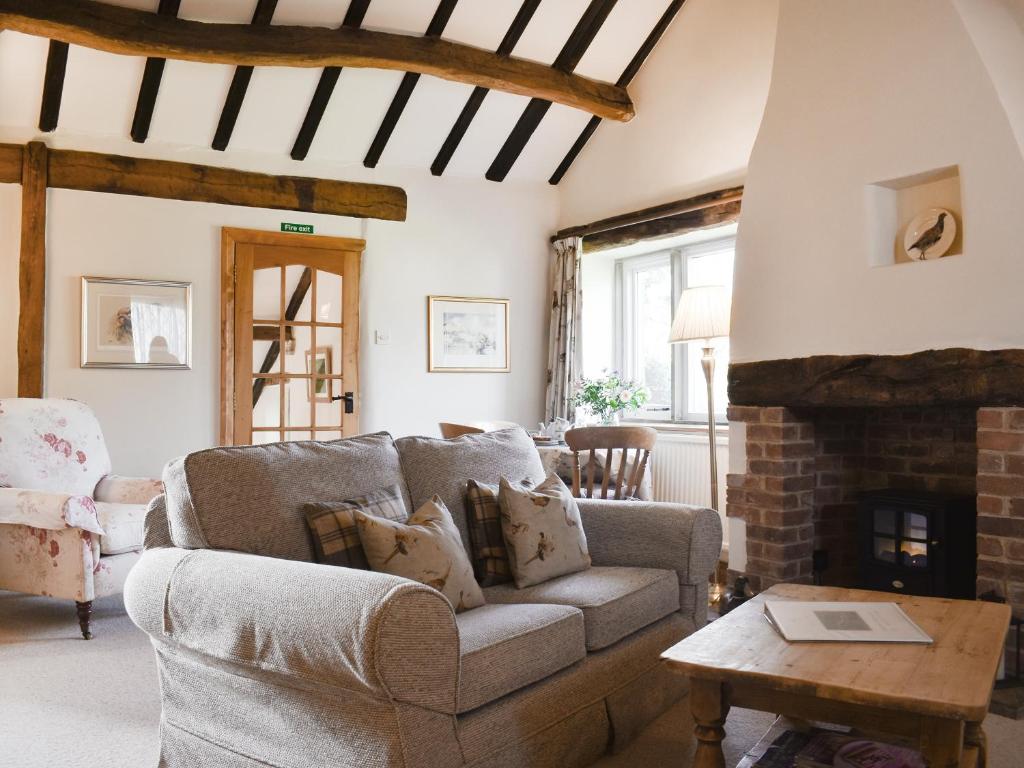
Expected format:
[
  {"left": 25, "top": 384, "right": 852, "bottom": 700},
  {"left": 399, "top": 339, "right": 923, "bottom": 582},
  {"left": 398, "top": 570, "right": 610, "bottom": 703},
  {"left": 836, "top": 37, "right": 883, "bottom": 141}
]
[{"left": 763, "top": 600, "right": 933, "bottom": 644}]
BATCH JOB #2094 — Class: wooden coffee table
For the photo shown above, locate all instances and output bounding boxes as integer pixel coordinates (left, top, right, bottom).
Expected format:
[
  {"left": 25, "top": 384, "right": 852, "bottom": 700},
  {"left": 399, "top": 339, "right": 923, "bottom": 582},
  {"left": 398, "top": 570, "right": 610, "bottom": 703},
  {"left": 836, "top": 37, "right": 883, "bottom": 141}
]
[{"left": 662, "top": 584, "right": 1011, "bottom": 768}]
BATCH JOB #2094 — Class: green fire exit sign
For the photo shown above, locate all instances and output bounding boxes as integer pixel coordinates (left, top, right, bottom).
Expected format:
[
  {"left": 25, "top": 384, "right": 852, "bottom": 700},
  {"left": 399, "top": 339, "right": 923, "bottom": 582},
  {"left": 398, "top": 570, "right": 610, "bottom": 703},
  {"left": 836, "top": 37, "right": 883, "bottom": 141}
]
[{"left": 281, "top": 222, "right": 314, "bottom": 234}]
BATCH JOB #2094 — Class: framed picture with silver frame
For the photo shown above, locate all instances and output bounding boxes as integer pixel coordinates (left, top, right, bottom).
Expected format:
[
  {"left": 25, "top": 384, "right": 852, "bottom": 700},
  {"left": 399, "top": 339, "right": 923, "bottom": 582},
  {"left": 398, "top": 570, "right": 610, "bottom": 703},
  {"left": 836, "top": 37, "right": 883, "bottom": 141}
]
[
  {"left": 81, "top": 276, "right": 192, "bottom": 369},
  {"left": 427, "top": 295, "right": 510, "bottom": 372}
]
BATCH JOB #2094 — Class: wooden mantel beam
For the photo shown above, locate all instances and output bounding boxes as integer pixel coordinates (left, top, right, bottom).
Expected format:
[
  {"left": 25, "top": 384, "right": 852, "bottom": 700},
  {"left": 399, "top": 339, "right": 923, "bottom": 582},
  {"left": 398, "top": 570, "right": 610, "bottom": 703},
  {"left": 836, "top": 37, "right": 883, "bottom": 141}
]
[
  {"left": 0, "top": 0, "right": 635, "bottom": 122},
  {"left": 0, "top": 143, "right": 406, "bottom": 221}
]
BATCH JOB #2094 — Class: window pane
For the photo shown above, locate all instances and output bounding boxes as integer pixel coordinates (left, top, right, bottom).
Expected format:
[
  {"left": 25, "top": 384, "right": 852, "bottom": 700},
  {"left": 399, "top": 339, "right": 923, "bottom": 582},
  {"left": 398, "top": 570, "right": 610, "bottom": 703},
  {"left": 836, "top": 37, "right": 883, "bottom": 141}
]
[
  {"left": 632, "top": 262, "right": 673, "bottom": 409},
  {"left": 687, "top": 245, "right": 734, "bottom": 288}
]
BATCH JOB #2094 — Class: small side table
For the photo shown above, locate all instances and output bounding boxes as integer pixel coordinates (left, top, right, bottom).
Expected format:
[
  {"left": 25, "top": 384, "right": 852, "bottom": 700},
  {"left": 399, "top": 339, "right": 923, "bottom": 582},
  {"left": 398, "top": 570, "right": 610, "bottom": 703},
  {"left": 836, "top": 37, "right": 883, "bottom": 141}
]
[{"left": 661, "top": 584, "right": 1010, "bottom": 768}]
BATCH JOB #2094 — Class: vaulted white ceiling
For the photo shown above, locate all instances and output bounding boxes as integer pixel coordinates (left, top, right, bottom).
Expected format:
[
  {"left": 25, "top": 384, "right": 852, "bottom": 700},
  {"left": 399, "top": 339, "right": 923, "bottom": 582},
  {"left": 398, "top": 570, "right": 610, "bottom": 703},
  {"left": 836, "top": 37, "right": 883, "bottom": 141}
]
[{"left": 0, "top": 0, "right": 678, "bottom": 183}]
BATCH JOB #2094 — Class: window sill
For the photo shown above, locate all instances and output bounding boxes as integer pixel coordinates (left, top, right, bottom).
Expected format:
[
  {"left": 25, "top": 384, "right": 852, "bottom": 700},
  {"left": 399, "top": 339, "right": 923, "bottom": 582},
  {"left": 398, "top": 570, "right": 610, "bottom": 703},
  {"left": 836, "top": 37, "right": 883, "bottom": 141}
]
[{"left": 623, "top": 420, "right": 729, "bottom": 436}]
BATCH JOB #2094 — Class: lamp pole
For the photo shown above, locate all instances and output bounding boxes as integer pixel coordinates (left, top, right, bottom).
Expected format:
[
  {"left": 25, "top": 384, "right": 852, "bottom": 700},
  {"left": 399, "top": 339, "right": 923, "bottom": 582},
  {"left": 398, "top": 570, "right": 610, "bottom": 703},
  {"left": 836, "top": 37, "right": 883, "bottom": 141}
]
[{"left": 701, "top": 344, "right": 719, "bottom": 511}]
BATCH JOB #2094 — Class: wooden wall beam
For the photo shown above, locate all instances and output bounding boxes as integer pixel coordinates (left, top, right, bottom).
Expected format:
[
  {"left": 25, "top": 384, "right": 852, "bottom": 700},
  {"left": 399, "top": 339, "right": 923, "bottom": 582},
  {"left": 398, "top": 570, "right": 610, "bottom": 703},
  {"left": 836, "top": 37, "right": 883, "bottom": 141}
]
[
  {"left": 363, "top": 0, "right": 458, "bottom": 169},
  {"left": 0, "top": 143, "right": 24, "bottom": 183},
  {"left": 486, "top": 0, "right": 618, "bottom": 182},
  {"left": 36, "top": 146, "right": 406, "bottom": 221},
  {"left": 728, "top": 349, "right": 1024, "bottom": 409},
  {"left": 582, "top": 199, "right": 740, "bottom": 252},
  {"left": 212, "top": 0, "right": 279, "bottom": 152},
  {"left": 0, "top": 0, "right": 634, "bottom": 122},
  {"left": 290, "top": 0, "right": 372, "bottom": 162},
  {"left": 549, "top": 0, "right": 686, "bottom": 185},
  {"left": 38, "top": 41, "right": 70, "bottom": 133},
  {"left": 430, "top": 0, "right": 540, "bottom": 177},
  {"left": 17, "top": 142, "right": 47, "bottom": 398},
  {"left": 130, "top": 0, "right": 182, "bottom": 144}
]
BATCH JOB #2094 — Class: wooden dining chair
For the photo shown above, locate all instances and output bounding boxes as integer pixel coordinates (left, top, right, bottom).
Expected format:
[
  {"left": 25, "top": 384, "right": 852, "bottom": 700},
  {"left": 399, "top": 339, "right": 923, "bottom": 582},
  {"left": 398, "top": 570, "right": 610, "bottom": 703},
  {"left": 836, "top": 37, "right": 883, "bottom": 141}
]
[
  {"left": 564, "top": 426, "right": 657, "bottom": 500},
  {"left": 439, "top": 422, "right": 485, "bottom": 439}
]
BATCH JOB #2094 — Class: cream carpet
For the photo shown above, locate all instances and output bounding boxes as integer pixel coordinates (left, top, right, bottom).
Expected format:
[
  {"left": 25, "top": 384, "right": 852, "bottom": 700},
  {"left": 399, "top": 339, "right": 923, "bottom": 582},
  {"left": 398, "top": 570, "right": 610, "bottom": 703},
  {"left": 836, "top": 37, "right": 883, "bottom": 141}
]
[{"left": 1, "top": 591, "right": 1021, "bottom": 768}]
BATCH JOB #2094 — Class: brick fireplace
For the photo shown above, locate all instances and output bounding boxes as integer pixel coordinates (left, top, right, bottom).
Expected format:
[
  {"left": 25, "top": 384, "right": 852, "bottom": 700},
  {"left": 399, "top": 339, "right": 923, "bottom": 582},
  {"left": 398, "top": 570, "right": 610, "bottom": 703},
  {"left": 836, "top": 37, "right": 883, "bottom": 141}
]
[{"left": 725, "top": 348, "right": 1024, "bottom": 620}]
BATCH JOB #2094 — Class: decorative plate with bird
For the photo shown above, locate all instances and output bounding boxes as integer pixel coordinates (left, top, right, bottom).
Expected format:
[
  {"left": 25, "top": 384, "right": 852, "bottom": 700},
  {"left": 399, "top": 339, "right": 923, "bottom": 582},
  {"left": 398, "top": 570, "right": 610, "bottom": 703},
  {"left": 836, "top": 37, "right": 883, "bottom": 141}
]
[{"left": 903, "top": 207, "right": 956, "bottom": 261}]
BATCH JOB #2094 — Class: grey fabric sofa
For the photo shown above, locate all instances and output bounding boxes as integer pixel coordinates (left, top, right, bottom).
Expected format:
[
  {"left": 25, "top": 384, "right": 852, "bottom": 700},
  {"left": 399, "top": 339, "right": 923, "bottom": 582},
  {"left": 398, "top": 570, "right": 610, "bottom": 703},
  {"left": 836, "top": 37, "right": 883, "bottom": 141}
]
[{"left": 125, "top": 428, "right": 722, "bottom": 768}]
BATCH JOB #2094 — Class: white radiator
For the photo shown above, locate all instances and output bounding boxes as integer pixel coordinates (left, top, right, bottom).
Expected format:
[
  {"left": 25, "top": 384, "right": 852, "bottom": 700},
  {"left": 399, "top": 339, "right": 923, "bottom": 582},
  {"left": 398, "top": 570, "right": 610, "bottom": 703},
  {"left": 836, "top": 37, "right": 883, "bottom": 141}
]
[{"left": 651, "top": 429, "right": 729, "bottom": 540}]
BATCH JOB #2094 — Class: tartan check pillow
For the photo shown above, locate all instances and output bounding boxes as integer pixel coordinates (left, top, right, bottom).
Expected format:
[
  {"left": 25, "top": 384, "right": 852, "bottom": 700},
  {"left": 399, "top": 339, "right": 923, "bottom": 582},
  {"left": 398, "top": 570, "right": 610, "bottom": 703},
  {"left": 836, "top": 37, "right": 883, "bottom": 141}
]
[
  {"left": 465, "top": 478, "right": 532, "bottom": 587},
  {"left": 304, "top": 484, "right": 409, "bottom": 569}
]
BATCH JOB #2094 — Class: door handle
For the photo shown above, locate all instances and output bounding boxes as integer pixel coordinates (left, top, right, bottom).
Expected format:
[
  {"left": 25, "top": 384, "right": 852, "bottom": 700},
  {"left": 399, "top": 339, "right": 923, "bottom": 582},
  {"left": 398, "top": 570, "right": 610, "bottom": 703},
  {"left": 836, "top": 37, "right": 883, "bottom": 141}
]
[{"left": 332, "top": 392, "right": 355, "bottom": 414}]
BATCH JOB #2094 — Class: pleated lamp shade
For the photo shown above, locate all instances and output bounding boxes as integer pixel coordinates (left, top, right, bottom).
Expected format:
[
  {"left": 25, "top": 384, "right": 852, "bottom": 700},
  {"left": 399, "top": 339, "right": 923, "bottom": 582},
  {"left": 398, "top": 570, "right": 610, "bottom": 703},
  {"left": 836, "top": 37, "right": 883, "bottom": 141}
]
[{"left": 669, "top": 285, "right": 731, "bottom": 343}]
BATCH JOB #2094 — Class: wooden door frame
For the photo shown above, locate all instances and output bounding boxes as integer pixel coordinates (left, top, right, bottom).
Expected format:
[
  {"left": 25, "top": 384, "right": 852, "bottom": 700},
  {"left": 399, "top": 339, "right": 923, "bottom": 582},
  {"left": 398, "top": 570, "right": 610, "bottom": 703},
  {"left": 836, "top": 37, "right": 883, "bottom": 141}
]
[{"left": 219, "top": 227, "right": 365, "bottom": 445}]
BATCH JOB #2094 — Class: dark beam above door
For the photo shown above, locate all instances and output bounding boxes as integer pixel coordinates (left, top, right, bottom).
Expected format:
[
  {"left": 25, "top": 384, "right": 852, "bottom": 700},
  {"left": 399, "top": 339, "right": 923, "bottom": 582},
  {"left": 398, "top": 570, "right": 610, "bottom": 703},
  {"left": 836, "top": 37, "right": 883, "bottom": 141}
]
[{"left": 130, "top": 0, "right": 182, "bottom": 143}]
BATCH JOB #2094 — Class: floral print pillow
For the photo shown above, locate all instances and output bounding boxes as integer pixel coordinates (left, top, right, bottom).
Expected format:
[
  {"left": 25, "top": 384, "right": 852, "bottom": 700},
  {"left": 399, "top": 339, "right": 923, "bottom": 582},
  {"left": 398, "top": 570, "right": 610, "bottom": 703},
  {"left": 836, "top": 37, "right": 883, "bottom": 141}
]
[
  {"left": 354, "top": 496, "right": 485, "bottom": 613},
  {"left": 498, "top": 474, "right": 592, "bottom": 589}
]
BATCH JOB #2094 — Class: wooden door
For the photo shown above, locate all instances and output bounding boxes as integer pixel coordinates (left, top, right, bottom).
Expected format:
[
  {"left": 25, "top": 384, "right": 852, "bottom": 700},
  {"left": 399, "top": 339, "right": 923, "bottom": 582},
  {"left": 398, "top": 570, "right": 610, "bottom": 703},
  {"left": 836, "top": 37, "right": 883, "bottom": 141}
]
[{"left": 220, "top": 228, "right": 364, "bottom": 446}]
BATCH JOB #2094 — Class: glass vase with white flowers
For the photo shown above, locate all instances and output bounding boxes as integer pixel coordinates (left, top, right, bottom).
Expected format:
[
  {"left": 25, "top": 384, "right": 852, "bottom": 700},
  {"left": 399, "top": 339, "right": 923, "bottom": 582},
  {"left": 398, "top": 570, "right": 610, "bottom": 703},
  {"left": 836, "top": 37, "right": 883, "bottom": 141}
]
[{"left": 572, "top": 373, "right": 650, "bottom": 425}]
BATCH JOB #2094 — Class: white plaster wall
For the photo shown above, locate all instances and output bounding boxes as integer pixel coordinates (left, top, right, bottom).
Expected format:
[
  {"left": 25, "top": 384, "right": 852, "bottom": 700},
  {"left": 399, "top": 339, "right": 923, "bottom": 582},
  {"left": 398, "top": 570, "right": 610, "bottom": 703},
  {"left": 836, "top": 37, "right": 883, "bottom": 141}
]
[
  {"left": 731, "top": 0, "right": 1024, "bottom": 363},
  {"left": 556, "top": 0, "right": 779, "bottom": 227},
  {"left": 0, "top": 149, "right": 557, "bottom": 476}
]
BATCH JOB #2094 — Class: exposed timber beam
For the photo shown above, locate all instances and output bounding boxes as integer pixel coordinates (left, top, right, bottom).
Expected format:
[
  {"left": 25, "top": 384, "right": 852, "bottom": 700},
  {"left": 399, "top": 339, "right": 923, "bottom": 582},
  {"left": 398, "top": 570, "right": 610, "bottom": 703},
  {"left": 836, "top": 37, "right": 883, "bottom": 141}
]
[
  {"left": 486, "top": 0, "right": 618, "bottom": 182},
  {"left": 431, "top": 0, "right": 540, "bottom": 177},
  {"left": 212, "top": 0, "right": 279, "bottom": 152},
  {"left": 290, "top": 0, "right": 371, "bottom": 161},
  {"left": 253, "top": 268, "right": 311, "bottom": 406},
  {"left": 0, "top": 0, "right": 634, "bottom": 122},
  {"left": 363, "top": 0, "right": 458, "bottom": 169},
  {"left": 549, "top": 0, "right": 686, "bottom": 184},
  {"left": 38, "top": 41, "right": 69, "bottom": 132},
  {"left": 18, "top": 142, "right": 47, "bottom": 398},
  {"left": 0, "top": 142, "right": 406, "bottom": 220},
  {"left": 130, "top": 0, "right": 182, "bottom": 143}
]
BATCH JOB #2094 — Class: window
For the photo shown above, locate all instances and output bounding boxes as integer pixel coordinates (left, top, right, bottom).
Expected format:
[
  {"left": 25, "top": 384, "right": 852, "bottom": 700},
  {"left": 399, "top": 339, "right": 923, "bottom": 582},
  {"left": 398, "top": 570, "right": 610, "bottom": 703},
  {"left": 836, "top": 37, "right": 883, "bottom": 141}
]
[{"left": 613, "top": 233, "right": 735, "bottom": 424}]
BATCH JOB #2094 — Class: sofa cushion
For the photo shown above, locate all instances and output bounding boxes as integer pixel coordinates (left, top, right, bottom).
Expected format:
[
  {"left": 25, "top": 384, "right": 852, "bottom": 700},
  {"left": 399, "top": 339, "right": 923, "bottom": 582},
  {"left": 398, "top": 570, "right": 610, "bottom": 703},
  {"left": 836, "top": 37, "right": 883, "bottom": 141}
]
[
  {"left": 456, "top": 603, "right": 585, "bottom": 713},
  {"left": 95, "top": 501, "right": 146, "bottom": 555},
  {"left": 162, "top": 433, "right": 410, "bottom": 562},
  {"left": 304, "top": 484, "right": 409, "bottom": 569},
  {"left": 395, "top": 428, "right": 545, "bottom": 552},
  {"left": 498, "top": 475, "right": 591, "bottom": 588},
  {"left": 356, "top": 496, "right": 485, "bottom": 613},
  {"left": 483, "top": 566, "right": 679, "bottom": 650}
]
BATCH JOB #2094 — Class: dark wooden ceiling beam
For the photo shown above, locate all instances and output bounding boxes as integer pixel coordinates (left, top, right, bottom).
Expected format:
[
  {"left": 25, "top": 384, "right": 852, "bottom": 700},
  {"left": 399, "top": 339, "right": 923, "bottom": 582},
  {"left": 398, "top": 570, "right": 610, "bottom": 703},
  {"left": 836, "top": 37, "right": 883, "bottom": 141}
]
[
  {"left": 485, "top": 0, "right": 618, "bottom": 183},
  {"left": 212, "top": 0, "right": 279, "bottom": 152},
  {"left": 430, "top": 0, "right": 540, "bottom": 177},
  {"left": 290, "top": 0, "right": 372, "bottom": 161},
  {"left": 38, "top": 41, "right": 69, "bottom": 132},
  {"left": 0, "top": 0, "right": 633, "bottom": 122},
  {"left": 549, "top": 0, "right": 686, "bottom": 184},
  {"left": 130, "top": 0, "right": 181, "bottom": 143},
  {"left": 363, "top": 0, "right": 458, "bottom": 168}
]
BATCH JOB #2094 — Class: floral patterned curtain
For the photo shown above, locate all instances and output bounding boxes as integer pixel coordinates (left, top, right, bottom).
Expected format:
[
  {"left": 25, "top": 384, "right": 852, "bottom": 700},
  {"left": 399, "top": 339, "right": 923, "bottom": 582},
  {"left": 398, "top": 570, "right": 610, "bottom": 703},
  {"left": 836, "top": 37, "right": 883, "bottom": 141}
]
[{"left": 544, "top": 237, "right": 583, "bottom": 421}]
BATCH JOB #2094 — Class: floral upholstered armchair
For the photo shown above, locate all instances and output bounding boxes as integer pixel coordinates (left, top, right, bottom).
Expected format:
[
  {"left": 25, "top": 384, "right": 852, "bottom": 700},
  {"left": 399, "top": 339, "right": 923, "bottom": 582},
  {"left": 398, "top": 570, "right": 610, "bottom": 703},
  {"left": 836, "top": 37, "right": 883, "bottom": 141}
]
[{"left": 0, "top": 398, "right": 162, "bottom": 638}]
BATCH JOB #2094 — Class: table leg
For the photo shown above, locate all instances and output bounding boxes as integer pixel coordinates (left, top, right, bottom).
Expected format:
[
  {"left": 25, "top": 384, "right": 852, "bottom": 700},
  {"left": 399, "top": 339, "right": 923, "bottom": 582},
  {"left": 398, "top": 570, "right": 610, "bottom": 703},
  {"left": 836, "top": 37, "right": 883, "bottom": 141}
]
[
  {"left": 919, "top": 716, "right": 964, "bottom": 768},
  {"left": 964, "top": 722, "right": 987, "bottom": 768},
  {"left": 690, "top": 678, "right": 730, "bottom": 768}
]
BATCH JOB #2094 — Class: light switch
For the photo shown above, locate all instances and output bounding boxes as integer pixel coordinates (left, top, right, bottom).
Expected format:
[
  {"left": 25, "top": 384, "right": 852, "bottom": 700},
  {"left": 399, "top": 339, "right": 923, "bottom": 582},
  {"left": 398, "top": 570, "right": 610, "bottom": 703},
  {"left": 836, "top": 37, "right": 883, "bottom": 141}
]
[{"left": 374, "top": 329, "right": 391, "bottom": 345}]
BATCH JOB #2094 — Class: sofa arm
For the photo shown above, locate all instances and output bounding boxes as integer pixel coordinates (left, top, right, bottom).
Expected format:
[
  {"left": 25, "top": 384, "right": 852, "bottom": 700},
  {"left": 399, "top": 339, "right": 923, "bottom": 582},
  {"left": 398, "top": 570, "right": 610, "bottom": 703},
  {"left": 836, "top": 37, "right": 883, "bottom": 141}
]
[
  {"left": 577, "top": 498, "right": 722, "bottom": 585},
  {"left": 94, "top": 474, "right": 164, "bottom": 505},
  {"left": 0, "top": 487, "right": 105, "bottom": 534},
  {"left": 124, "top": 548, "right": 460, "bottom": 713}
]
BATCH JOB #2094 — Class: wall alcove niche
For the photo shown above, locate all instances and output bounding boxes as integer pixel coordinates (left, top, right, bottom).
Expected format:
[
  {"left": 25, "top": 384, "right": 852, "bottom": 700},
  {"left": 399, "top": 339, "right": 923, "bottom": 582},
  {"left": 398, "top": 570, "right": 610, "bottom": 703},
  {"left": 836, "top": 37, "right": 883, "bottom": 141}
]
[{"left": 865, "top": 165, "right": 964, "bottom": 267}]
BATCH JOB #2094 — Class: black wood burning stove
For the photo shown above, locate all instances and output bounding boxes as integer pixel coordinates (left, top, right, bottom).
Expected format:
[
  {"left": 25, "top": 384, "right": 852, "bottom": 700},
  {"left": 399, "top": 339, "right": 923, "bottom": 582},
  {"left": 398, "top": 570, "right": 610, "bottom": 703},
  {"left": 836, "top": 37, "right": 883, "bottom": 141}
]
[{"left": 858, "top": 489, "right": 976, "bottom": 599}]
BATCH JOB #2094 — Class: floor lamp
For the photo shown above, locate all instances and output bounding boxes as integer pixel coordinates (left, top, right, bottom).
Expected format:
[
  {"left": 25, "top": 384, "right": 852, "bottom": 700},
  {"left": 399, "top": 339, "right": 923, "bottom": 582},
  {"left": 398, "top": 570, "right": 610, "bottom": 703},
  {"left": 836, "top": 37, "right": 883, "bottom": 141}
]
[{"left": 669, "top": 285, "right": 731, "bottom": 511}]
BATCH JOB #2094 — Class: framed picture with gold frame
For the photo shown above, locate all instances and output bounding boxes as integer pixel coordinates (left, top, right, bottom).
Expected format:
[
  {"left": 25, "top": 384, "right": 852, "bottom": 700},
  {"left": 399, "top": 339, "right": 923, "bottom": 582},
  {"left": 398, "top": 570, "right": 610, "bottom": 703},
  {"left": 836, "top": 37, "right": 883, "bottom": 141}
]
[
  {"left": 427, "top": 296, "right": 510, "bottom": 373},
  {"left": 305, "top": 346, "right": 333, "bottom": 402}
]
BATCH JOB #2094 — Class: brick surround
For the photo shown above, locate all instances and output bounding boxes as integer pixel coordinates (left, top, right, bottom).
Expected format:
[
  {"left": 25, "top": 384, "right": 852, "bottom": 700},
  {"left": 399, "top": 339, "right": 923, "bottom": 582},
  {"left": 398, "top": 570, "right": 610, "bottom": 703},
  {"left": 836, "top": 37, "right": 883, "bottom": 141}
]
[{"left": 727, "top": 405, "right": 1024, "bottom": 619}]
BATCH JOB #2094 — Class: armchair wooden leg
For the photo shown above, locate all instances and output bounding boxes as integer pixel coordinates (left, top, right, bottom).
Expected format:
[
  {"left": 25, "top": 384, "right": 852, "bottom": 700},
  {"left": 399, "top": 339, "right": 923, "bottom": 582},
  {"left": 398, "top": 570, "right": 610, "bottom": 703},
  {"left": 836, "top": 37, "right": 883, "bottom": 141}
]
[{"left": 76, "top": 600, "right": 93, "bottom": 640}]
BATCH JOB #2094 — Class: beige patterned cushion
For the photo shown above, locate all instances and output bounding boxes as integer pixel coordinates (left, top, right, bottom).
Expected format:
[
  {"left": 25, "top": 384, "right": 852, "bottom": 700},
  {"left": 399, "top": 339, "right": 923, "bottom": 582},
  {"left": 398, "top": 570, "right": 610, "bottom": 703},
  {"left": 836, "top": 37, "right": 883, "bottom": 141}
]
[
  {"left": 304, "top": 484, "right": 409, "bottom": 569},
  {"left": 498, "top": 474, "right": 592, "bottom": 589},
  {"left": 355, "top": 496, "right": 485, "bottom": 613}
]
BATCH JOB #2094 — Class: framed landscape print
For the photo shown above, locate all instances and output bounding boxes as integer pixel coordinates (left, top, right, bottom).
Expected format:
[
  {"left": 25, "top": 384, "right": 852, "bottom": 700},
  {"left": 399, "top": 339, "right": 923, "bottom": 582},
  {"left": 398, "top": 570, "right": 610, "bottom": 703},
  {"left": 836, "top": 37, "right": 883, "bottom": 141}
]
[
  {"left": 428, "top": 296, "right": 510, "bottom": 373},
  {"left": 305, "top": 346, "right": 333, "bottom": 402},
  {"left": 81, "top": 277, "right": 192, "bottom": 369}
]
